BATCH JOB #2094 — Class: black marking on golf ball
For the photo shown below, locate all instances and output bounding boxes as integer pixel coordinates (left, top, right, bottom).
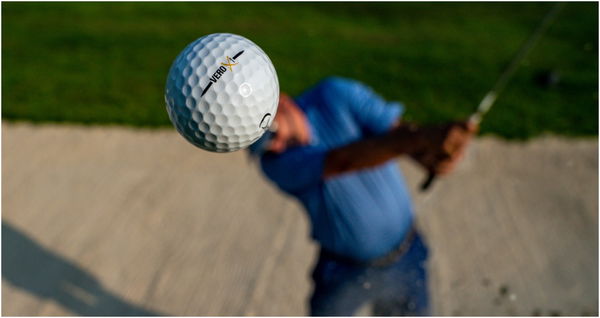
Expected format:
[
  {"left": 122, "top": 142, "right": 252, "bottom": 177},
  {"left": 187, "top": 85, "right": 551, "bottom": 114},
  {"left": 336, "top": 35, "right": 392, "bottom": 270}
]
[
  {"left": 201, "top": 82, "right": 213, "bottom": 97},
  {"left": 259, "top": 113, "right": 272, "bottom": 130},
  {"left": 200, "top": 51, "right": 245, "bottom": 98},
  {"left": 233, "top": 50, "right": 244, "bottom": 60}
]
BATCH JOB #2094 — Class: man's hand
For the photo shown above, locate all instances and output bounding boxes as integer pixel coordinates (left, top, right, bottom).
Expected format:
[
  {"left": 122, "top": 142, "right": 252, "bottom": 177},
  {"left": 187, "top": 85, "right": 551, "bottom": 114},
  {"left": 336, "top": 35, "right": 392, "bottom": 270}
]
[
  {"left": 410, "top": 121, "right": 478, "bottom": 175},
  {"left": 323, "top": 120, "right": 476, "bottom": 179}
]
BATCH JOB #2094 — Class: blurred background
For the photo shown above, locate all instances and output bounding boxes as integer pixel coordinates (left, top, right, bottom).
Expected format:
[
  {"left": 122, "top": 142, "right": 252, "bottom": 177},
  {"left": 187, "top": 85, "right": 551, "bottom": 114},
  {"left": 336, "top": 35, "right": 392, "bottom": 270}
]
[{"left": 2, "top": 2, "right": 598, "bottom": 316}]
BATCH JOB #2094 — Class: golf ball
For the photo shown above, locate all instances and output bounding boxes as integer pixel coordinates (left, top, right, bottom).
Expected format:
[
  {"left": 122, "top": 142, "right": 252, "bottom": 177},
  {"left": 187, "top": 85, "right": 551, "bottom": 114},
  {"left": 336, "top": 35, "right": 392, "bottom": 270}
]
[{"left": 165, "top": 33, "right": 279, "bottom": 152}]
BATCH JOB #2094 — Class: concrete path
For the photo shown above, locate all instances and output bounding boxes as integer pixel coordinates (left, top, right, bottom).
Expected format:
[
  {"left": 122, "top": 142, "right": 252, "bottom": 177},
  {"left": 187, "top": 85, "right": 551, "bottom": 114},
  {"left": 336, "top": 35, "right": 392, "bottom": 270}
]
[{"left": 2, "top": 122, "right": 597, "bottom": 316}]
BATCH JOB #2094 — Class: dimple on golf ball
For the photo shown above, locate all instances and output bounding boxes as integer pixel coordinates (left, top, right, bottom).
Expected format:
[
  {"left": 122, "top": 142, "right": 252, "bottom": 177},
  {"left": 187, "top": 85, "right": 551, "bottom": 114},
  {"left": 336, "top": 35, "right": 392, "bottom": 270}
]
[{"left": 165, "top": 33, "right": 279, "bottom": 152}]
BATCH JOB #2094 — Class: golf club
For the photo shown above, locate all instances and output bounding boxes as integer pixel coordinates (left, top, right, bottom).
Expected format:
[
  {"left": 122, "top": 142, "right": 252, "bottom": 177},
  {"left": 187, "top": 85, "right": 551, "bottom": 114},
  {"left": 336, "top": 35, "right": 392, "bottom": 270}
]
[{"left": 420, "top": 3, "right": 565, "bottom": 191}]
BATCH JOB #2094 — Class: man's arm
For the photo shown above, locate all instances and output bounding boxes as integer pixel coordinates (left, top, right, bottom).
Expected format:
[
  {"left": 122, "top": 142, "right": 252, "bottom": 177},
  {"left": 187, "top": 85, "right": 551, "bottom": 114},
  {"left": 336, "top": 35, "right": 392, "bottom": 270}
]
[{"left": 323, "top": 121, "right": 476, "bottom": 178}]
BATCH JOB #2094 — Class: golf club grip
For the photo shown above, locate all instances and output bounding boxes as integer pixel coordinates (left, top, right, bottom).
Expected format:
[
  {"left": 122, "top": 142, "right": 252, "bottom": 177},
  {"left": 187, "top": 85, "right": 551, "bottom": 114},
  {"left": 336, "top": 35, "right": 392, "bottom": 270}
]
[{"left": 420, "top": 172, "right": 436, "bottom": 191}]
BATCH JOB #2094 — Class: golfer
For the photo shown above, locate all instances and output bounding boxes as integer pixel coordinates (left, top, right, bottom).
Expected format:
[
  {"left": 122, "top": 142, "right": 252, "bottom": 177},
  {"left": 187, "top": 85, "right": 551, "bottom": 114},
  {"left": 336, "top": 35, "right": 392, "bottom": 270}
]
[{"left": 249, "top": 77, "right": 476, "bottom": 316}]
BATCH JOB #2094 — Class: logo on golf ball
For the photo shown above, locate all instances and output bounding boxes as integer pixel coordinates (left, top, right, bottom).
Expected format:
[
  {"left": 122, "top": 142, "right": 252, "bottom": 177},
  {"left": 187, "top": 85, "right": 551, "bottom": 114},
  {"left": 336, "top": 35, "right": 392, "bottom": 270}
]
[
  {"left": 221, "top": 56, "right": 238, "bottom": 71},
  {"left": 201, "top": 50, "right": 245, "bottom": 97},
  {"left": 259, "top": 113, "right": 272, "bottom": 130}
]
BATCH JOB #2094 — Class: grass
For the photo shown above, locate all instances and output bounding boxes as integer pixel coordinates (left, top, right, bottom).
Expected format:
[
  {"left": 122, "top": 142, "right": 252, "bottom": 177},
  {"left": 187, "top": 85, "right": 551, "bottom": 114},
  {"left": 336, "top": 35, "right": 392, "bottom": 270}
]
[{"left": 2, "top": 2, "right": 598, "bottom": 138}]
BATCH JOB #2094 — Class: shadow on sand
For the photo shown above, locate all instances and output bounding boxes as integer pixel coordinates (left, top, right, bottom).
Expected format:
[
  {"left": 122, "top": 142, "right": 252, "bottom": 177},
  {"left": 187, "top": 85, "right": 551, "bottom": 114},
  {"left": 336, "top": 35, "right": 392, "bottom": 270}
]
[{"left": 2, "top": 222, "right": 162, "bottom": 316}]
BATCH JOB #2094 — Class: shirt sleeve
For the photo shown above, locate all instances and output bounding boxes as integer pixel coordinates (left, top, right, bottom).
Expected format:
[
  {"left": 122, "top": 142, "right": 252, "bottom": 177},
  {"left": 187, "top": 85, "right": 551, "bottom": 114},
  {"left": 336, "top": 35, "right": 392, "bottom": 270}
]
[
  {"left": 318, "top": 77, "right": 404, "bottom": 135},
  {"left": 260, "top": 146, "right": 327, "bottom": 194}
]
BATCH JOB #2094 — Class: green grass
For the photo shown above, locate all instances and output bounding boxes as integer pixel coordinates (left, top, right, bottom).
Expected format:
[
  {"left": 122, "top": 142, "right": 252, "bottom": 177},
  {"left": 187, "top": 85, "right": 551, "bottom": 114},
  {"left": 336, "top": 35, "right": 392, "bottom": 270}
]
[{"left": 2, "top": 2, "right": 598, "bottom": 138}]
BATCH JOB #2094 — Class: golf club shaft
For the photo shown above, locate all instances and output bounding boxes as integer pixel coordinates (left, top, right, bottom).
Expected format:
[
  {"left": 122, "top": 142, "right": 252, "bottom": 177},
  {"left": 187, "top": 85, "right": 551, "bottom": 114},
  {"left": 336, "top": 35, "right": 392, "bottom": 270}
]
[{"left": 420, "top": 3, "right": 564, "bottom": 191}]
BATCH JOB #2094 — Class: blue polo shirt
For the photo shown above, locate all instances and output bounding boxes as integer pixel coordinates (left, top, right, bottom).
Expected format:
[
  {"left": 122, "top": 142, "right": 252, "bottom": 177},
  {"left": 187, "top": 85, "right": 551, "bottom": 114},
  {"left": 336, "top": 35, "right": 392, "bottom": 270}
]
[{"left": 258, "top": 77, "right": 414, "bottom": 262}]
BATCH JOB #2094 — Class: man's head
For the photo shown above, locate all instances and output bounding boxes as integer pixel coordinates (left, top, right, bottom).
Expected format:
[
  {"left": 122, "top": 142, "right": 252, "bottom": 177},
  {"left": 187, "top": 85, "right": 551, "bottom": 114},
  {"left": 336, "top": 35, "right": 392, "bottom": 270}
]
[{"left": 261, "top": 93, "right": 311, "bottom": 154}]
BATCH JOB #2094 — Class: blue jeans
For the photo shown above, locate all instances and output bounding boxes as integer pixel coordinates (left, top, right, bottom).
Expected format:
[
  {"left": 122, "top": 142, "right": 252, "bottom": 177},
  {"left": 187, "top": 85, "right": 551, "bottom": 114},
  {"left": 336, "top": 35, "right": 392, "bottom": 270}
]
[{"left": 309, "top": 233, "right": 430, "bottom": 316}]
